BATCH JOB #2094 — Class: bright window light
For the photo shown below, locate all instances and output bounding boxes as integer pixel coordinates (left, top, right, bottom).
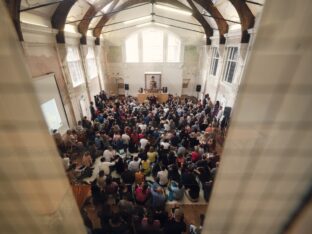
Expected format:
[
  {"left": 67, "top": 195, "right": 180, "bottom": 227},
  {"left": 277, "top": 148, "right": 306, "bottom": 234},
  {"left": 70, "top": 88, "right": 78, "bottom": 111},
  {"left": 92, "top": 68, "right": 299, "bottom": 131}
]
[
  {"left": 142, "top": 29, "right": 164, "bottom": 62},
  {"left": 86, "top": 47, "right": 98, "bottom": 79},
  {"left": 125, "top": 33, "right": 139, "bottom": 62},
  {"left": 167, "top": 34, "right": 181, "bottom": 62},
  {"left": 41, "top": 99, "right": 62, "bottom": 131},
  {"left": 66, "top": 46, "right": 85, "bottom": 87}
]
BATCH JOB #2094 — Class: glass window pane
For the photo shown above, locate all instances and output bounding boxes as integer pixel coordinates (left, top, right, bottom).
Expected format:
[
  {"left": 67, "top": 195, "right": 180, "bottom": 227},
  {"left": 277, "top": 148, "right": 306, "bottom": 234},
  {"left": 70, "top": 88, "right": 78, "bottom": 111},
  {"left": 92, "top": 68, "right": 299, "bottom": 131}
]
[
  {"left": 167, "top": 34, "right": 181, "bottom": 62},
  {"left": 142, "top": 29, "right": 163, "bottom": 63},
  {"left": 125, "top": 34, "right": 139, "bottom": 63}
]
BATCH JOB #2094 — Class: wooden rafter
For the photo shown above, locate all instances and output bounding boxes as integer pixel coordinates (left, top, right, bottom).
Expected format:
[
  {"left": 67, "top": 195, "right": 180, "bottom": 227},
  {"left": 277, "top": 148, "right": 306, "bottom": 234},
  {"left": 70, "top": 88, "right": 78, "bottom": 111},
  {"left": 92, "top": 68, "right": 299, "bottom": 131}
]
[
  {"left": 193, "top": 0, "right": 228, "bottom": 44},
  {"left": 229, "top": 0, "right": 255, "bottom": 43},
  {"left": 51, "top": 0, "right": 77, "bottom": 43}
]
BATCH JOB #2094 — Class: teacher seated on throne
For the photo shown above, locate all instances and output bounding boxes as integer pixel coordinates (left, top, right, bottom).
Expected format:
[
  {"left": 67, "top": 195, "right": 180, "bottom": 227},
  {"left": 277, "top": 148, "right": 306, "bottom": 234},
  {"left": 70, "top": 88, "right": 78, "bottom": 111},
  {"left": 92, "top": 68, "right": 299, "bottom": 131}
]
[{"left": 149, "top": 76, "right": 158, "bottom": 92}]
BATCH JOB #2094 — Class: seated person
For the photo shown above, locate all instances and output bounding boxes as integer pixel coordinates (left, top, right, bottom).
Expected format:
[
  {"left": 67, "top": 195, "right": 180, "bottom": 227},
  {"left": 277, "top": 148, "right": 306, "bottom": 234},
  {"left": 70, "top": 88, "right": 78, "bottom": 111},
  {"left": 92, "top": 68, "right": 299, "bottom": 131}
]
[
  {"left": 150, "top": 187, "right": 166, "bottom": 209},
  {"left": 141, "top": 158, "right": 151, "bottom": 176},
  {"left": 121, "top": 167, "right": 135, "bottom": 192},
  {"left": 137, "top": 215, "right": 161, "bottom": 234},
  {"left": 135, "top": 169, "right": 145, "bottom": 185},
  {"left": 128, "top": 156, "right": 141, "bottom": 172},
  {"left": 168, "top": 181, "right": 184, "bottom": 201},
  {"left": 82, "top": 152, "right": 93, "bottom": 168},
  {"left": 147, "top": 147, "right": 158, "bottom": 163},
  {"left": 104, "top": 176, "right": 119, "bottom": 197},
  {"left": 108, "top": 213, "right": 128, "bottom": 234},
  {"left": 134, "top": 182, "right": 151, "bottom": 205},
  {"left": 157, "top": 166, "right": 169, "bottom": 187}
]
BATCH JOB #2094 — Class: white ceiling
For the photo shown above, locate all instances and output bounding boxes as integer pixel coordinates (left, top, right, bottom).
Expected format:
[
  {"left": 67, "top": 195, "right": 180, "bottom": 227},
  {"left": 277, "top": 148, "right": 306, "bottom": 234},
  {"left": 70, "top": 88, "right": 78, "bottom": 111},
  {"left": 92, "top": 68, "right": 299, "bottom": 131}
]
[{"left": 19, "top": 0, "right": 265, "bottom": 40}]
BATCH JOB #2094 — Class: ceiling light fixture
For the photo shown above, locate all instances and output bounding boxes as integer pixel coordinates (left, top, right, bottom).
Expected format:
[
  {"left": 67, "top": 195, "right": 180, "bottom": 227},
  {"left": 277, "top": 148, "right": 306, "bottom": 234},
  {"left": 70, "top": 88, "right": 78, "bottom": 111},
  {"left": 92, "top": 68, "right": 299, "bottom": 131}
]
[
  {"left": 155, "top": 4, "right": 192, "bottom": 16},
  {"left": 124, "top": 15, "right": 151, "bottom": 24}
]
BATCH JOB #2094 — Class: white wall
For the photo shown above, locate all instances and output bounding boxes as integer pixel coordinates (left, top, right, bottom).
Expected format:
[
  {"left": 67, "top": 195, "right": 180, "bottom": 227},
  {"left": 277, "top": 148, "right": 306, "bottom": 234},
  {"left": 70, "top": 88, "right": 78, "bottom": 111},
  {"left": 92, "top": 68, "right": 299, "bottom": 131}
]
[
  {"left": 103, "top": 26, "right": 204, "bottom": 96},
  {"left": 198, "top": 29, "right": 252, "bottom": 109}
]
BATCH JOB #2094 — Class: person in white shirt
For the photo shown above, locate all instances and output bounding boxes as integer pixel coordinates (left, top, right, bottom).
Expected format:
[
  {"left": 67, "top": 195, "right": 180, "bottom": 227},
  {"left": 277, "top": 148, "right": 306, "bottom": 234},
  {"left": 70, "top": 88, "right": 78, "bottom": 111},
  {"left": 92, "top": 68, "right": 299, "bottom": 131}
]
[
  {"left": 157, "top": 166, "right": 169, "bottom": 186},
  {"left": 160, "top": 139, "right": 170, "bottom": 150},
  {"left": 216, "top": 106, "right": 223, "bottom": 122},
  {"left": 122, "top": 133, "right": 130, "bottom": 145},
  {"left": 164, "top": 121, "right": 170, "bottom": 131},
  {"left": 98, "top": 157, "right": 115, "bottom": 175},
  {"left": 140, "top": 138, "right": 149, "bottom": 150},
  {"left": 122, "top": 133, "right": 130, "bottom": 151},
  {"left": 138, "top": 123, "right": 147, "bottom": 132},
  {"left": 103, "top": 146, "right": 115, "bottom": 162},
  {"left": 128, "top": 157, "right": 141, "bottom": 172}
]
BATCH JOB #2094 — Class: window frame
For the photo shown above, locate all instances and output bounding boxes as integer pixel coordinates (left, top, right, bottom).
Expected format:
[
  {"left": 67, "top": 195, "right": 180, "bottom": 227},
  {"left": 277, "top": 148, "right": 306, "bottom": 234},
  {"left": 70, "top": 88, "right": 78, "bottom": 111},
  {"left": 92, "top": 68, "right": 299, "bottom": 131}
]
[
  {"left": 66, "top": 46, "right": 85, "bottom": 88},
  {"left": 142, "top": 29, "right": 164, "bottom": 63},
  {"left": 86, "top": 47, "right": 98, "bottom": 80},
  {"left": 166, "top": 33, "right": 181, "bottom": 63},
  {"left": 223, "top": 46, "right": 239, "bottom": 84},
  {"left": 125, "top": 33, "right": 140, "bottom": 63},
  {"left": 209, "top": 47, "right": 220, "bottom": 76}
]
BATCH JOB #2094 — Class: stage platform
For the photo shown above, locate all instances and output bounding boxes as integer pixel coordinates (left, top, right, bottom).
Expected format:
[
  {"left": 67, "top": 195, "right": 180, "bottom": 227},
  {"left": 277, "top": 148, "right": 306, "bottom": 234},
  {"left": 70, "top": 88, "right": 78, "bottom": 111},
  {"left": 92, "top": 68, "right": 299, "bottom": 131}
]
[{"left": 137, "top": 93, "right": 169, "bottom": 103}]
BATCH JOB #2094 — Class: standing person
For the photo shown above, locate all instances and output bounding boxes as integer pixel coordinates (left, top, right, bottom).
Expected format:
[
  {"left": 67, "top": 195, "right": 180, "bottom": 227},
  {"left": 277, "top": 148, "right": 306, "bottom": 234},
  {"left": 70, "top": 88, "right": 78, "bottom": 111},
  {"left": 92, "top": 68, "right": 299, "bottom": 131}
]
[
  {"left": 128, "top": 156, "right": 141, "bottom": 173},
  {"left": 164, "top": 208, "right": 187, "bottom": 234},
  {"left": 157, "top": 166, "right": 169, "bottom": 187},
  {"left": 121, "top": 131, "right": 130, "bottom": 152},
  {"left": 90, "top": 101, "right": 96, "bottom": 121},
  {"left": 134, "top": 182, "right": 150, "bottom": 205},
  {"left": 103, "top": 146, "right": 115, "bottom": 162},
  {"left": 150, "top": 187, "right": 166, "bottom": 209}
]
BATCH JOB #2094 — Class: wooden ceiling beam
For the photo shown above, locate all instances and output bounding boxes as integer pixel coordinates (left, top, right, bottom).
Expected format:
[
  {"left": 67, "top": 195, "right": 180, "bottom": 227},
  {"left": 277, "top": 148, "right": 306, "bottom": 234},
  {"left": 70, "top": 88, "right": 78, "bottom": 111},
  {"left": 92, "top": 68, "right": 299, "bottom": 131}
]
[
  {"left": 193, "top": 0, "right": 228, "bottom": 44},
  {"left": 78, "top": 0, "right": 117, "bottom": 45},
  {"left": 186, "top": 0, "right": 213, "bottom": 45},
  {"left": 93, "top": 0, "right": 214, "bottom": 45},
  {"left": 229, "top": 0, "right": 255, "bottom": 43},
  {"left": 51, "top": 0, "right": 77, "bottom": 43}
]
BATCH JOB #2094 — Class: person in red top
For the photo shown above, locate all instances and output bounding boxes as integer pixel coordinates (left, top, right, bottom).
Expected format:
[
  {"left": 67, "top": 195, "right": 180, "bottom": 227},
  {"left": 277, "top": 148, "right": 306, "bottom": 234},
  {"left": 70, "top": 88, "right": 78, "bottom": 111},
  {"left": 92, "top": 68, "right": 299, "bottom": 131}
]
[
  {"left": 134, "top": 182, "right": 150, "bottom": 205},
  {"left": 191, "top": 147, "right": 200, "bottom": 162}
]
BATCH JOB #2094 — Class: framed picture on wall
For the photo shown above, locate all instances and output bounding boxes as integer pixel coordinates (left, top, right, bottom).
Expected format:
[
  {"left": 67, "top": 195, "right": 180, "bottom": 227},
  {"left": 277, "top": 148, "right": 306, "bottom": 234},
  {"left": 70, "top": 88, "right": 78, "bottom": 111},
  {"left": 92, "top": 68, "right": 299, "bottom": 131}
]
[{"left": 145, "top": 73, "right": 162, "bottom": 91}]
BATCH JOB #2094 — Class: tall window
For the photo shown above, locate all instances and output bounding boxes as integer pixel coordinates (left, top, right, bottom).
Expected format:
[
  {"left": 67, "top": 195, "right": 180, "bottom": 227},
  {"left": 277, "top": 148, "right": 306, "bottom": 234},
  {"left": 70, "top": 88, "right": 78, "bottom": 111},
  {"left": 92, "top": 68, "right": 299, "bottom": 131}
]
[
  {"left": 167, "top": 33, "right": 181, "bottom": 62},
  {"left": 223, "top": 47, "right": 239, "bottom": 83},
  {"left": 86, "top": 47, "right": 98, "bottom": 80},
  {"left": 210, "top": 47, "right": 219, "bottom": 76},
  {"left": 142, "top": 29, "right": 164, "bottom": 63},
  {"left": 125, "top": 33, "right": 139, "bottom": 63},
  {"left": 66, "top": 46, "right": 85, "bottom": 87}
]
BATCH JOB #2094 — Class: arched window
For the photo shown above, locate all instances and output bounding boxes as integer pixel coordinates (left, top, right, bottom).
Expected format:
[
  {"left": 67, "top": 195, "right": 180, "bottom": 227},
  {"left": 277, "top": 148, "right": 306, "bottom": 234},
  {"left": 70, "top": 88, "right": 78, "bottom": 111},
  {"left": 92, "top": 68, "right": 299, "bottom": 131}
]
[
  {"left": 167, "top": 33, "right": 181, "bottom": 62},
  {"left": 125, "top": 33, "right": 139, "bottom": 63},
  {"left": 142, "top": 29, "right": 164, "bottom": 63}
]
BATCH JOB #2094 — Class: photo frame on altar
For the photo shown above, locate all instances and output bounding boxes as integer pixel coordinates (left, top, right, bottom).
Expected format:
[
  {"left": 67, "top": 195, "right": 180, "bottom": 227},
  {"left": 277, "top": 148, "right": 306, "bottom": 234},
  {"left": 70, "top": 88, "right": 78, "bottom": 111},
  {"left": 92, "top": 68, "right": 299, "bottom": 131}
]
[{"left": 145, "top": 73, "right": 162, "bottom": 91}]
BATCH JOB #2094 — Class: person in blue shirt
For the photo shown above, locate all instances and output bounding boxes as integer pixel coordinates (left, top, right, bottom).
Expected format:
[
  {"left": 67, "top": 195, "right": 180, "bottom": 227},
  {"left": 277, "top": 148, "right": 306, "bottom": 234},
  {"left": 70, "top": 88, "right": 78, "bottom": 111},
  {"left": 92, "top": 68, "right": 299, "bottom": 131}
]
[{"left": 150, "top": 186, "right": 166, "bottom": 209}]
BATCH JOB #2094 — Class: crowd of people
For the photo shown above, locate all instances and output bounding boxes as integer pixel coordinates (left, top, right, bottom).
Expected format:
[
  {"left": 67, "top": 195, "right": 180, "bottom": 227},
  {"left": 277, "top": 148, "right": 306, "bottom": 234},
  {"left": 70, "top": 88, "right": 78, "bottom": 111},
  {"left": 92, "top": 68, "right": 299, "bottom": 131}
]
[{"left": 52, "top": 91, "right": 229, "bottom": 234}]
